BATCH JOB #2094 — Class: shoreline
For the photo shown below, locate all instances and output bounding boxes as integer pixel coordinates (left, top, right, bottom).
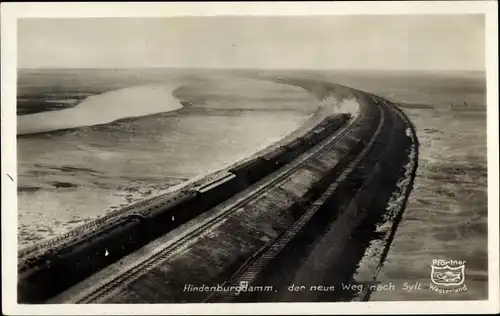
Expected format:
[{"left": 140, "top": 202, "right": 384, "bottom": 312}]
[
  {"left": 17, "top": 81, "right": 358, "bottom": 255},
  {"left": 17, "top": 83, "right": 183, "bottom": 136},
  {"left": 17, "top": 76, "right": 359, "bottom": 252}
]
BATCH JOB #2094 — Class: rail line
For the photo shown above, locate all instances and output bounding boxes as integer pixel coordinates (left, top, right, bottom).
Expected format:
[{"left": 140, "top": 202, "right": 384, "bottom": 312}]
[
  {"left": 63, "top": 104, "right": 373, "bottom": 304},
  {"left": 355, "top": 99, "right": 420, "bottom": 302},
  {"left": 204, "top": 96, "right": 391, "bottom": 302},
  {"left": 18, "top": 109, "right": 354, "bottom": 263}
]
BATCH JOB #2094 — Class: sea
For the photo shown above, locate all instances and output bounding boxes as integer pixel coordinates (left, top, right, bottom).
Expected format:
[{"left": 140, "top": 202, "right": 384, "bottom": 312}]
[
  {"left": 17, "top": 68, "right": 317, "bottom": 247},
  {"left": 16, "top": 68, "right": 488, "bottom": 300}
]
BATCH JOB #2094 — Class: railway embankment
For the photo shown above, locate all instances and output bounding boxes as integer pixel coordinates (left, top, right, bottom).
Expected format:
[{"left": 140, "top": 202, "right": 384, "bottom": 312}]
[
  {"left": 217, "top": 97, "right": 418, "bottom": 303},
  {"left": 43, "top": 82, "right": 418, "bottom": 304},
  {"left": 18, "top": 88, "right": 353, "bottom": 303}
]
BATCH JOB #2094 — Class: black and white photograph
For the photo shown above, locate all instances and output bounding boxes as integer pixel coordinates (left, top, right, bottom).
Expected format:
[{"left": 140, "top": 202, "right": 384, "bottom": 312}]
[{"left": 1, "top": 2, "right": 498, "bottom": 315}]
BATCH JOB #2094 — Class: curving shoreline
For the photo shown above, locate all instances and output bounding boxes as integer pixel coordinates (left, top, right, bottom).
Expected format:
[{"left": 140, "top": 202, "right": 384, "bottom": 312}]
[
  {"left": 17, "top": 77, "right": 360, "bottom": 260},
  {"left": 18, "top": 91, "right": 358, "bottom": 303},
  {"left": 28, "top": 83, "right": 415, "bottom": 304},
  {"left": 18, "top": 76, "right": 358, "bottom": 251},
  {"left": 17, "top": 83, "right": 183, "bottom": 135}
]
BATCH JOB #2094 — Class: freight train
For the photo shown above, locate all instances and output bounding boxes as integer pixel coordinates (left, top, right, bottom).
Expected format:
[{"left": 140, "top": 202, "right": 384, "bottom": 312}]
[{"left": 18, "top": 113, "right": 351, "bottom": 303}]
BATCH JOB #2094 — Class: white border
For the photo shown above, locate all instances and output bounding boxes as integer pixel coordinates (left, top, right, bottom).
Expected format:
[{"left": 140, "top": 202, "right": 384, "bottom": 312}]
[{"left": 1, "top": 1, "right": 498, "bottom": 315}]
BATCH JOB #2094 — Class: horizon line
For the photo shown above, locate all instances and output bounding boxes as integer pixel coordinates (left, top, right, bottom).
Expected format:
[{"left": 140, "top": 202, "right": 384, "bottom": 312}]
[{"left": 17, "top": 66, "right": 486, "bottom": 73}]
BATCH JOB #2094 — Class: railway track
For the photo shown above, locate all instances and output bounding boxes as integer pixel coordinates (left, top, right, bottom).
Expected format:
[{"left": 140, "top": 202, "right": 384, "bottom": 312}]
[
  {"left": 58, "top": 103, "right": 368, "bottom": 304},
  {"left": 205, "top": 96, "right": 411, "bottom": 302},
  {"left": 53, "top": 94, "right": 392, "bottom": 304},
  {"left": 355, "top": 100, "right": 420, "bottom": 302},
  {"left": 204, "top": 95, "right": 391, "bottom": 302},
  {"left": 18, "top": 130, "right": 334, "bottom": 267},
  {"left": 19, "top": 107, "right": 356, "bottom": 303},
  {"left": 20, "top": 82, "right": 416, "bottom": 305},
  {"left": 18, "top": 106, "right": 349, "bottom": 264}
]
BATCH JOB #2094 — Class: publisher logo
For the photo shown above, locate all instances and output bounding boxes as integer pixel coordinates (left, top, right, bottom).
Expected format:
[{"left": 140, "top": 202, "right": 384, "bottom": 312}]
[{"left": 429, "top": 259, "right": 467, "bottom": 294}]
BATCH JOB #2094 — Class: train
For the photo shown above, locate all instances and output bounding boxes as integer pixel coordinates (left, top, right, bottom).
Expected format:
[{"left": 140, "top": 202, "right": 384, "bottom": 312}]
[{"left": 18, "top": 113, "right": 351, "bottom": 303}]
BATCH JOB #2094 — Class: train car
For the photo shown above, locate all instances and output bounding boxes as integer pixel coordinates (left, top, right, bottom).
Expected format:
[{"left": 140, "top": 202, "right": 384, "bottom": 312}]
[
  {"left": 19, "top": 215, "right": 145, "bottom": 303},
  {"left": 301, "top": 131, "right": 318, "bottom": 146},
  {"left": 280, "top": 138, "right": 305, "bottom": 163},
  {"left": 313, "top": 126, "right": 327, "bottom": 136},
  {"left": 143, "top": 190, "right": 198, "bottom": 220},
  {"left": 312, "top": 128, "right": 328, "bottom": 143},
  {"left": 324, "top": 116, "right": 337, "bottom": 124},
  {"left": 323, "top": 115, "right": 346, "bottom": 132},
  {"left": 196, "top": 173, "right": 236, "bottom": 195},
  {"left": 19, "top": 210, "right": 131, "bottom": 273},
  {"left": 19, "top": 246, "right": 58, "bottom": 273},
  {"left": 159, "top": 172, "right": 239, "bottom": 223},
  {"left": 262, "top": 146, "right": 287, "bottom": 168},
  {"left": 253, "top": 146, "right": 289, "bottom": 176},
  {"left": 141, "top": 190, "right": 200, "bottom": 238},
  {"left": 286, "top": 138, "right": 303, "bottom": 152},
  {"left": 194, "top": 172, "right": 235, "bottom": 193},
  {"left": 229, "top": 157, "right": 270, "bottom": 186},
  {"left": 229, "top": 157, "right": 262, "bottom": 175},
  {"left": 55, "top": 214, "right": 144, "bottom": 267}
]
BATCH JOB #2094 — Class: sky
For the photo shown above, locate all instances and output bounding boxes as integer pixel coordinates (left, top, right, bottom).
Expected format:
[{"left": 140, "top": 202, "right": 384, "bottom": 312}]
[{"left": 18, "top": 15, "right": 485, "bottom": 70}]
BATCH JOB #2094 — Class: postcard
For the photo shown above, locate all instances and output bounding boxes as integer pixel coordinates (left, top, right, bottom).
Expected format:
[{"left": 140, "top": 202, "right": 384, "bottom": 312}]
[{"left": 1, "top": 1, "right": 498, "bottom": 315}]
